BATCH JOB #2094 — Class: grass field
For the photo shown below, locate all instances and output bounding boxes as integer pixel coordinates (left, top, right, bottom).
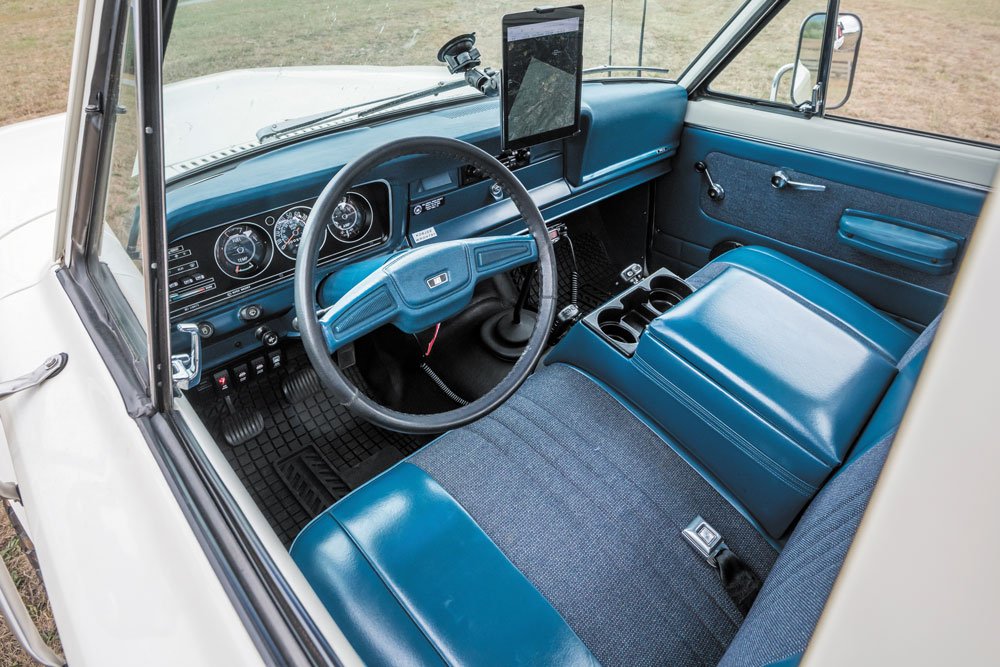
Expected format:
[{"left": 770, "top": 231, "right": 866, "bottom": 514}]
[
  {"left": 0, "top": 508, "right": 62, "bottom": 666},
  {"left": 3, "top": 0, "right": 998, "bottom": 141},
  {"left": 0, "top": 0, "right": 996, "bottom": 662}
]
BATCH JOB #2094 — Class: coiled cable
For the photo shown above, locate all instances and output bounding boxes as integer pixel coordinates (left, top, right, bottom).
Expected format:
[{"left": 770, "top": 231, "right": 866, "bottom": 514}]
[{"left": 420, "top": 362, "right": 469, "bottom": 406}]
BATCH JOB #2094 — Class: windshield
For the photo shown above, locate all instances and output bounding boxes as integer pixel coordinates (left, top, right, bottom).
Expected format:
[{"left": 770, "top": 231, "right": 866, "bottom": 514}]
[{"left": 162, "top": 0, "right": 747, "bottom": 173}]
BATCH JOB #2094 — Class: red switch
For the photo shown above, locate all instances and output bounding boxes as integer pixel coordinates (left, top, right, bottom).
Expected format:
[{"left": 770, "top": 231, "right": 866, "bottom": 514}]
[{"left": 212, "top": 370, "right": 231, "bottom": 392}]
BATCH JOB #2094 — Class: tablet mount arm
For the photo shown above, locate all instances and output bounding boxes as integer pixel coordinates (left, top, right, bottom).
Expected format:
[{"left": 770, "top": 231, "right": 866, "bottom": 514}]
[{"left": 437, "top": 34, "right": 500, "bottom": 97}]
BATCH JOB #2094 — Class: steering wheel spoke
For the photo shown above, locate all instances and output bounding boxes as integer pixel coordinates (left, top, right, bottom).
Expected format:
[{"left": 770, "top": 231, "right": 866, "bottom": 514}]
[
  {"left": 319, "top": 278, "right": 400, "bottom": 351},
  {"left": 295, "top": 136, "right": 556, "bottom": 433},
  {"left": 320, "top": 235, "right": 538, "bottom": 350}
]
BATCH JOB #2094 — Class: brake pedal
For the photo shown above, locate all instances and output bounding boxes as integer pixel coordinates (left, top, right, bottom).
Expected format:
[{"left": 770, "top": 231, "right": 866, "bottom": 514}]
[{"left": 221, "top": 410, "right": 264, "bottom": 447}]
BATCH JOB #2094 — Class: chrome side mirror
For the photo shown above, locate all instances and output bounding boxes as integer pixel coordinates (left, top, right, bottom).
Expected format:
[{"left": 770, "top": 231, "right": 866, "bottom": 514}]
[{"left": 769, "top": 12, "right": 863, "bottom": 111}]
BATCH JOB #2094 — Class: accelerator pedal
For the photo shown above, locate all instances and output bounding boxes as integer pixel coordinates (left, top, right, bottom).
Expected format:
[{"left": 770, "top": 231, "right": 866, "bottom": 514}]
[{"left": 282, "top": 367, "right": 323, "bottom": 403}]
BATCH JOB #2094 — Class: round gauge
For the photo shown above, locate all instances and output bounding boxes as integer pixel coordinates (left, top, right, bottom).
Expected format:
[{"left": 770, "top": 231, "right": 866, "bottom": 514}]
[
  {"left": 213, "top": 222, "right": 273, "bottom": 280},
  {"left": 328, "top": 192, "right": 374, "bottom": 244},
  {"left": 273, "top": 206, "right": 315, "bottom": 259}
]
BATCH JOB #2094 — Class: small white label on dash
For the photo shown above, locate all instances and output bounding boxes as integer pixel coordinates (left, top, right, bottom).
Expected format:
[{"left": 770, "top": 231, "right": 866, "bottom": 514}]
[{"left": 412, "top": 227, "right": 438, "bottom": 243}]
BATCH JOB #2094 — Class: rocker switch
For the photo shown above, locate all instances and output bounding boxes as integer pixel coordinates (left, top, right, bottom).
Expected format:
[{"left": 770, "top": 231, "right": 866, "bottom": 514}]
[
  {"left": 212, "top": 370, "right": 232, "bottom": 393},
  {"left": 251, "top": 357, "right": 267, "bottom": 376},
  {"left": 233, "top": 364, "right": 250, "bottom": 384}
]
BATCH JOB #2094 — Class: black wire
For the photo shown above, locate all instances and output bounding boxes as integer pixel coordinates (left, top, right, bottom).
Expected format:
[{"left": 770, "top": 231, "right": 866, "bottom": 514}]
[{"left": 562, "top": 232, "right": 580, "bottom": 307}]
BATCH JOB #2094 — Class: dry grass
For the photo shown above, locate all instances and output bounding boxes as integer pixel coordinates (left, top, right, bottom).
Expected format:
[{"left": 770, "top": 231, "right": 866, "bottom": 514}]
[
  {"left": 0, "top": 0, "right": 995, "bottom": 661},
  {"left": 0, "top": 0, "right": 76, "bottom": 126},
  {"left": 0, "top": 508, "right": 62, "bottom": 667}
]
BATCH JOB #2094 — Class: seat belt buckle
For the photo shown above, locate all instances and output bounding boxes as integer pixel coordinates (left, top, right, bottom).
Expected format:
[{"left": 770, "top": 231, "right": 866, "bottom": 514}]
[{"left": 682, "top": 516, "right": 726, "bottom": 567}]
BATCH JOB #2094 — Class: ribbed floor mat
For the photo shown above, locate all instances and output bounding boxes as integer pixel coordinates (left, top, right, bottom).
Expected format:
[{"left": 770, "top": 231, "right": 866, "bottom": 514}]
[
  {"left": 274, "top": 445, "right": 349, "bottom": 517},
  {"left": 517, "top": 227, "right": 621, "bottom": 316},
  {"left": 187, "top": 345, "right": 423, "bottom": 545}
]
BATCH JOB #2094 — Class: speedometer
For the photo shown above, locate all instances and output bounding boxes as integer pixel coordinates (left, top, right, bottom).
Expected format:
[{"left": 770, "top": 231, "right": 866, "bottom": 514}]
[
  {"left": 214, "top": 222, "right": 273, "bottom": 279},
  {"left": 273, "top": 206, "right": 314, "bottom": 259}
]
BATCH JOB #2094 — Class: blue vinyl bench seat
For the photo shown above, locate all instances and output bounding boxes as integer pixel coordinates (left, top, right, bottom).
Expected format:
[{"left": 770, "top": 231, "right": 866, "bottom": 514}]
[{"left": 292, "top": 245, "right": 938, "bottom": 666}]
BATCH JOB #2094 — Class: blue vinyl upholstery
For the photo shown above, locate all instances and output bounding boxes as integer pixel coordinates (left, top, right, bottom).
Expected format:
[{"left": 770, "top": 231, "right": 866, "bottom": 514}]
[
  {"left": 291, "top": 461, "right": 598, "bottom": 666},
  {"left": 292, "top": 246, "right": 938, "bottom": 666},
  {"left": 638, "top": 246, "right": 914, "bottom": 536}
]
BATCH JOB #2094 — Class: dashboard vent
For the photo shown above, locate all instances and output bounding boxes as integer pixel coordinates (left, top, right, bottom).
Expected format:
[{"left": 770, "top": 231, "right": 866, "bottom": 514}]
[{"left": 439, "top": 102, "right": 496, "bottom": 119}]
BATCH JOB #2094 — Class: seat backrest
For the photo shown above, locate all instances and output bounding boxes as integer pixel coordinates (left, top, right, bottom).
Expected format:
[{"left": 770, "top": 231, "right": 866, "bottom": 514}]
[{"left": 717, "top": 315, "right": 940, "bottom": 667}]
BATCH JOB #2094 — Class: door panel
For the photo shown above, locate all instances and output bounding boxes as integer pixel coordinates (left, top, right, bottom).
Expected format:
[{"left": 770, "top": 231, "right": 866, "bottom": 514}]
[{"left": 651, "top": 126, "right": 988, "bottom": 327}]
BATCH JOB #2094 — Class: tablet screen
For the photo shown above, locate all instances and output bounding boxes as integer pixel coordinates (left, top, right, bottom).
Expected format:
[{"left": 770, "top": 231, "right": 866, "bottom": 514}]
[{"left": 502, "top": 6, "right": 585, "bottom": 149}]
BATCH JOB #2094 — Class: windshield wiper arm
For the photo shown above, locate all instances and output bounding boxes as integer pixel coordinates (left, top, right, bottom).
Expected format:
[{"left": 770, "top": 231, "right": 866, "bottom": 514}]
[
  {"left": 582, "top": 65, "right": 670, "bottom": 77},
  {"left": 255, "top": 79, "right": 471, "bottom": 144}
]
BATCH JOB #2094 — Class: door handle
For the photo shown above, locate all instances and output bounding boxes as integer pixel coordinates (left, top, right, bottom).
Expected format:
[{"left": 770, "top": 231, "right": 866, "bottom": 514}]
[
  {"left": 171, "top": 323, "right": 202, "bottom": 391},
  {"left": 771, "top": 170, "right": 826, "bottom": 192}
]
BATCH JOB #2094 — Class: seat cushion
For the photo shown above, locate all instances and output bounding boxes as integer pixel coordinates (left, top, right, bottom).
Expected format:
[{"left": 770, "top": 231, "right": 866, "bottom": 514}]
[
  {"left": 718, "top": 429, "right": 895, "bottom": 667},
  {"left": 294, "top": 364, "right": 779, "bottom": 666},
  {"left": 292, "top": 461, "right": 597, "bottom": 666},
  {"left": 687, "top": 246, "right": 916, "bottom": 361},
  {"left": 634, "top": 246, "right": 914, "bottom": 536}
]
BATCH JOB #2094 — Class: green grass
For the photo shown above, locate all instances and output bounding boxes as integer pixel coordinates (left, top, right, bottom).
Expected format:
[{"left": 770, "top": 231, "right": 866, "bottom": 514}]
[{"left": 161, "top": 0, "right": 746, "bottom": 85}]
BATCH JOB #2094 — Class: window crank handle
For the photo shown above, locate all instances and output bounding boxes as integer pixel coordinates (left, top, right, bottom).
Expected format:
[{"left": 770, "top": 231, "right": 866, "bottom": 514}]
[{"left": 694, "top": 161, "right": 725, "bottom": 202}]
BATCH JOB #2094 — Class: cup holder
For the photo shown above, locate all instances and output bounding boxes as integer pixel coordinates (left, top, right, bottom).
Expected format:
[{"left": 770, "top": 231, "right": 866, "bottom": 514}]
[
  {"left": 648, "top": 289, "right": 681, "bottom": 313},
  {"left": 583, "top": 268, "right": 694, "bottom": 355},
  {"left": 646, "top": 276, "right": 693, "bottom": 314},
  {"left": 599, "top": 322, "right": 638, "bottom": 345},
  {"left": 597, "top": 308, "right": 639, "bottom": 345}
]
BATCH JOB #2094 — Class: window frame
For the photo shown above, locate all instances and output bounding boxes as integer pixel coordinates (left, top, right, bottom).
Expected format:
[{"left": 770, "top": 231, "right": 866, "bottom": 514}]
[
  {"left": 694, "top": 0, "right": 1000, "bottom": 149},
  {"left": 57, "top": 1, "right": 346, "bottom": 664},
  {"left": 699, "top": 0, "right": 842, "bottom": 114}
]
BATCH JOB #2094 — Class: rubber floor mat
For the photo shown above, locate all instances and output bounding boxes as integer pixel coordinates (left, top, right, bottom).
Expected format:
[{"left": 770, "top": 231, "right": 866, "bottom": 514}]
[
  {"left": 274, "top": 445, "right": 349, "bottom": 517},
  {"left": 187, "top": 345, "right": 424, "bottom": 545},
  {"left": 517, "top": 227, "right": 620, "bottom": 316}
]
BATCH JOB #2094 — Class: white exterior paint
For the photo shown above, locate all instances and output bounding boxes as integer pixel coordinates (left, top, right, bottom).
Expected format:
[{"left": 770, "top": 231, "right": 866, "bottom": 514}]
[
  {"left": 162, "top": 65, "right": 472, "bottom": 177},
  {"left": 0, "top": 113, "right": 263, "bottom": 666},
  {"left": 805, "top": 178, "right": 1000, "bottom": 666}
]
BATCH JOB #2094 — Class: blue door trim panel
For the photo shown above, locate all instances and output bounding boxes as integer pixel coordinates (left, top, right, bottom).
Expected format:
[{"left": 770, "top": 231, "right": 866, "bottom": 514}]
[
  {"left": 291, "top": 462, "right": 598, "bottom": 667},
  {"left": 652, "top": 127, "right": 986, "bottom": 326}
]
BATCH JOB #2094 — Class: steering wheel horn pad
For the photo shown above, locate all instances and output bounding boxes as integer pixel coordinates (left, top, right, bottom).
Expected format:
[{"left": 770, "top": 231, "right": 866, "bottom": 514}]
[{"left": 295, "top": 136, "right": 557, "bottom": 434}]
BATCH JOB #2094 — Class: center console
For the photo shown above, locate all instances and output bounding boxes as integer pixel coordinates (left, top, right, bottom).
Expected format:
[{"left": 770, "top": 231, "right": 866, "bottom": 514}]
[{"left": 549, "top": 259, "right": 892, "bottom": 539}]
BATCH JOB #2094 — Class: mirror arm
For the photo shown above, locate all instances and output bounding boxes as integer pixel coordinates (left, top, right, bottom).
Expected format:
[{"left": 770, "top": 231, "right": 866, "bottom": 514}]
[{"left": 769, "top": 64, "right": 795, "bottom": 102}]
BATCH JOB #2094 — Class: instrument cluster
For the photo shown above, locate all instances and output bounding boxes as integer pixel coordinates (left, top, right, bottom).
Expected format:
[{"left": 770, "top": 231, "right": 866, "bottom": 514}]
[{"left": 167, "top": 181, "right": 390, "bottom": 319}]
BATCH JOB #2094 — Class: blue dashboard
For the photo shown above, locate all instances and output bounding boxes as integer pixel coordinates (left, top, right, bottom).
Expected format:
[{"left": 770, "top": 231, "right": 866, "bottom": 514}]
[{"left": 165, "top": 80, "right": 687, "bottom": 363}]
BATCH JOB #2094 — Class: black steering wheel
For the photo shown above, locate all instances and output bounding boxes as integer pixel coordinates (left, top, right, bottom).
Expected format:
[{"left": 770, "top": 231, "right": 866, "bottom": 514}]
[{"left": 294, "top": 136, "right": 557, "bottom": 434}]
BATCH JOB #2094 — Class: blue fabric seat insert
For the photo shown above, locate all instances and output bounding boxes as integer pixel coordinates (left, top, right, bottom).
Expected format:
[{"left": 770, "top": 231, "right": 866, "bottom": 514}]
[{"left": 291, "top": 246, "right": 937, "bottom": 666}]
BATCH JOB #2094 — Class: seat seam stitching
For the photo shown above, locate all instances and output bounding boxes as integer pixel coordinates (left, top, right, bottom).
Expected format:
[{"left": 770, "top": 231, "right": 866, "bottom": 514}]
[
  {"left": 472, "top": 413, "right": 719, "bottom": 663},
  {"left": 633, "top": 351, "right": 818, "bottom": 495},
  {"left": 468, "top": 416, "right": 721, "bottom": 655},
  {"left": 326, "top": 511, "right": 452, "bottom": 666},
  {"left": 742, "top": 246, "right": 915, "bottom": 338}
]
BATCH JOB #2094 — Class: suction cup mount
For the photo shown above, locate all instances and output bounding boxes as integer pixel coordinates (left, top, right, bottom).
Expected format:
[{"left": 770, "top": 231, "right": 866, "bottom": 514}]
[{"left": 436, "top": 33, "right": 500, "bottom": 97}]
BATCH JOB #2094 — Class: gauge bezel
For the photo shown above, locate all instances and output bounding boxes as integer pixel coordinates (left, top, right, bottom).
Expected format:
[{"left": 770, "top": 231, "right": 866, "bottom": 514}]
[
  {"left": 327, "top": 191, "right": 375, "bottom": 244},
  {"left": 213, "top": 221, "right": 275, "bottom": 280},
  {"left": 273, "top": 205, "right": 322, "bottom": 260}
]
